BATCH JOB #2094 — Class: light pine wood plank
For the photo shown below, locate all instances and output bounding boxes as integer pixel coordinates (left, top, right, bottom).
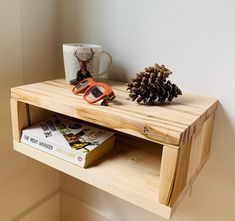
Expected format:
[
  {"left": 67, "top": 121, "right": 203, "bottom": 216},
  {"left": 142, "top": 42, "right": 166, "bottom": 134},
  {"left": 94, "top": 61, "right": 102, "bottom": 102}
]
[
  {"left": 13, "top": 141, "right": 172, "bottom": 218},
  {"left": 187, "top": 128, "right": 204, "bottom": 182},
  {"left": 10, "top": 99, "right": 29, "bottom": 142},
  {"left": 11, "top": 85, "right": 183, "bottom": 146},
  {"left": 11, "top": 79, "right": 218, "bottom": 146},
  {"left": 169, "top": 138, "right": 192, "bottom": 206},
  {"left": 29, "top": 105, "right": 54, "bottom": 125},
  {"left": 169, "top": 115, "right": 215, "bottom": 209},
  {"left": 198, "top": 114, "right": 215, "bottom": 166},
  {"left": 159, "top": 146, "right": 179, "bottom": 205},
  {"left": 187, "top": 114, "right": 215, "bottom": 183},
  {"left": 171, "top": 151, "right": 210, "bottom": 216}
]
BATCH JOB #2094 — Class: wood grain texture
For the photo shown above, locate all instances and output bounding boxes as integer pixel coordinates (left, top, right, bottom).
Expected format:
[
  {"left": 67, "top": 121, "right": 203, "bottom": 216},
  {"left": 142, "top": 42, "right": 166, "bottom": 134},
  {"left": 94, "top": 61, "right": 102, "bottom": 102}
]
[
  {"left": 13, "top": 140, "right": 172, "bottom": 219},
  {"left": 198, "top": 114, "right": 215, "bottom": 166},
  {"left": 168, "top": 138, "right": 192, "bottom": 206},
  {"left": 159, "top": 146, "right": 179, "bottom": 205},
  {"left": 168, "top": 114, "right": 215, "bottom": 208},
  {"left": 10, "top": 99, "right": 29, "bottom": 142},
  {"left": 28, "top": 105, "right": 54, "bottom": 126},
  {"left": 11, "top": 79, "right": 218, "bottom": 146},
  {"left": 187, "top": 128, "right": 204, "bottom": 182},
  {"left": 171, "top": 151, "right": 210, "bottom": 216},
  {"left": 10, "top": 79, "right": 218, "bottom": 219},
  {"left": 187, "top": 114, "right": 215, "bottom": 183}
]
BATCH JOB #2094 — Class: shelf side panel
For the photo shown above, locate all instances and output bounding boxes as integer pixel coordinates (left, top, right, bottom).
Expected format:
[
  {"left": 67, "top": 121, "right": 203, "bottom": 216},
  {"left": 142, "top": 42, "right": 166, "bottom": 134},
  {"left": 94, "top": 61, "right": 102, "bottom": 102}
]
[
  {"left": 10, "top": 99, "right": 29, "bottom": 142},
  {"left": 159, "top": 146, "right": 179, "bottom": 205},
  {"left": 169, "top": 137, "right": 192, "bottom": 206},
  {"left": 198, "top": 114, "right": 215, "bottom": 166},
  {"left": 169, "top": 114, "right": 215, "bottom": 208},
  {"left": 187, "top": 114, "right": 215, "bottom": 183}
]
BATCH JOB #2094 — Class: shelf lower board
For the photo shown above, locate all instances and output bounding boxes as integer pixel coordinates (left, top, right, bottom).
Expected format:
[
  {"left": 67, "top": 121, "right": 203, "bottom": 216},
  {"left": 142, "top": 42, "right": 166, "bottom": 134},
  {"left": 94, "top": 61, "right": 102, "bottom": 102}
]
[{"left": 13, "top": 141, "right": 172, "bottom": 219}]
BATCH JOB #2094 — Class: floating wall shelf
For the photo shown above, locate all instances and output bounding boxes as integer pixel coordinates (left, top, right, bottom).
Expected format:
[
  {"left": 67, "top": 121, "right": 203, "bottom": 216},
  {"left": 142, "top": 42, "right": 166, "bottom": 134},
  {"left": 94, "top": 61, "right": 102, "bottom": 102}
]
[{"left": 11, "top": 79, "right": 218, "bottom": 219}]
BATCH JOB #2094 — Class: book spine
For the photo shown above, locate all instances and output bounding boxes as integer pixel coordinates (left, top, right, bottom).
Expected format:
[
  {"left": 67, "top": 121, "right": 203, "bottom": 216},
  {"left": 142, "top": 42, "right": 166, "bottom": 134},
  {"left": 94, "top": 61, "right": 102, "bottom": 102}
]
[{"left": 21, "top": 131, "right": 85, "bottom": 167}]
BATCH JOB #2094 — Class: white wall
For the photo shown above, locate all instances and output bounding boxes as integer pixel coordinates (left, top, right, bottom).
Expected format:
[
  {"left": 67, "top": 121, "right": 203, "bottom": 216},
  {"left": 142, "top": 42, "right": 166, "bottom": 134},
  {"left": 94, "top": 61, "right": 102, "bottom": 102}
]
[
  {"left": 20, "top": 0, "right": 60, "bottom": 83},
  {"left": 0, "top": 1, "right": 60, "bottom": 220},
  {"left": 58, "top": 0, "right": 235, "bottom": 221}
]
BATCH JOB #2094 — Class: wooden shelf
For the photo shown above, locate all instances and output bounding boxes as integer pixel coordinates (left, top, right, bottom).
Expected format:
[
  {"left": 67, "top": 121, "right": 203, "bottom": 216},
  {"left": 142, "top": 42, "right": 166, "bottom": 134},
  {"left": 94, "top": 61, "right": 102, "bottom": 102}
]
[
  {"left": 10, "top": 78, "right": 218, "bottom": 219},
  {"left": 11, "top": 79, "right": 218, "bottom": 147},
  {"left": 13, "top": 139, "right": 171, "bottom": 218}
]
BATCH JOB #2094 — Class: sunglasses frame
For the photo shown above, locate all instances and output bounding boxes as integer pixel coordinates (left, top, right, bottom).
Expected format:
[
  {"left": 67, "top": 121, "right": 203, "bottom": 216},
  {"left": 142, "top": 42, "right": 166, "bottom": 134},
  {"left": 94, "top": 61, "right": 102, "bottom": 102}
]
[{"left": 72, "top": 78, "right": 115, "bottom": 105}]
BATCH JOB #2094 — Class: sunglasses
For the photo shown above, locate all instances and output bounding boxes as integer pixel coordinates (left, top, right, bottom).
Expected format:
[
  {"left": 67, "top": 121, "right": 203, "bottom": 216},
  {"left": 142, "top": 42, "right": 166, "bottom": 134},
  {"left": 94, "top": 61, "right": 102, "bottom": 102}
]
[{"left": 72, "top": 78, "right": 116, "bottom": 106}]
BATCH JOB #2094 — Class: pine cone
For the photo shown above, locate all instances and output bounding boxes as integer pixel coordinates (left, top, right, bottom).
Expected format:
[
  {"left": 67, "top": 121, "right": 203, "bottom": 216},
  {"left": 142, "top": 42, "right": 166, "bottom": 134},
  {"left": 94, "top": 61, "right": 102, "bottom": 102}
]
[{"left": 127, "top": 63, "right": 182, "bottom": 105}]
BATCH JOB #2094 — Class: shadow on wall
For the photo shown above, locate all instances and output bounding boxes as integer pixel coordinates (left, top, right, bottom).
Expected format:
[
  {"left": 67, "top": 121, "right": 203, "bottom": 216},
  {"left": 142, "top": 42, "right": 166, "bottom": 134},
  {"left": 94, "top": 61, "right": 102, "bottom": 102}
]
[
  {"left": 108, "top": 62, "right": 130, "bottom": 82},
  {"left": 211, "top": 103, "right": 235, "bottom": 151}
]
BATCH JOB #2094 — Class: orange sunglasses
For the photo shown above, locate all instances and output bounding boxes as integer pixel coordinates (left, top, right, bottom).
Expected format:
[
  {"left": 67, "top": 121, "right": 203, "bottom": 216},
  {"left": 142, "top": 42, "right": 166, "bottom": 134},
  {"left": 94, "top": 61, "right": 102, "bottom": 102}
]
[{"left": 72, "top": 78, "right": 115, "bottom": 105}]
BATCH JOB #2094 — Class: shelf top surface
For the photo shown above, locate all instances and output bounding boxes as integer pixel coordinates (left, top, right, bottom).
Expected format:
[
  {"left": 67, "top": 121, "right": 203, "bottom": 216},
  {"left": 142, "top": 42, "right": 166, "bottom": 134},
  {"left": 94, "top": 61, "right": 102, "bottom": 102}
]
[{"left": 11, "top": 78, "right": 218, "bottom": 147}]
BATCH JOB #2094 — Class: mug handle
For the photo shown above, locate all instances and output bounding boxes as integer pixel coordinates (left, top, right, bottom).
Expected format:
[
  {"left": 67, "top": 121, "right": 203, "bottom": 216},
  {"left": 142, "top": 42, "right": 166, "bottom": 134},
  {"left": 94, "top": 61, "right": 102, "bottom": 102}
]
[{"left": 99, "top": 50, "right": 112, "bottom": 76}]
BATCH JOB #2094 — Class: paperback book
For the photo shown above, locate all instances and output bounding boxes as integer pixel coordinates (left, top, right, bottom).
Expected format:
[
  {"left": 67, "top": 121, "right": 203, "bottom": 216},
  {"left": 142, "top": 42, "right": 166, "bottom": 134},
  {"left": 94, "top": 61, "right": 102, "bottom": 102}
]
[{"left": 21, "top": 115, "right": 115, "bottom": 168}]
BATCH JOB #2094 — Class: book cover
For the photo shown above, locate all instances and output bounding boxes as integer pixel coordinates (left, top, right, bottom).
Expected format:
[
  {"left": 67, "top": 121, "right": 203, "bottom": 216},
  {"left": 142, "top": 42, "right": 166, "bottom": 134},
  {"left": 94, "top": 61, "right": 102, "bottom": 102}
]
[{"left": 21, "top": 115, "right": 115, "bottom": 167}]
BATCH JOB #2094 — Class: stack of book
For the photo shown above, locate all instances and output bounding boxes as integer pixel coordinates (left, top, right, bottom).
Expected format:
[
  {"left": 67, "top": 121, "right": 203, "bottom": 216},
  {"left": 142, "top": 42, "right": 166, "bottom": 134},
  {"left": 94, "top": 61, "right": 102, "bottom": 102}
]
[{"left": 21, "top": 115, "right": 115, "bottom": 168}]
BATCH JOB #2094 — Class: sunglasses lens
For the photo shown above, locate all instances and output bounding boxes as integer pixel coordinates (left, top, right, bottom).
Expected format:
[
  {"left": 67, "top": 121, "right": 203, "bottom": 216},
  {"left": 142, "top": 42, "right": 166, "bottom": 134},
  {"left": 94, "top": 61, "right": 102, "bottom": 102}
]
[
  {"left": 86, "top": 85, "right": 105, "bottom": 100},
  {"left": 76, "top": 80, "right": 89, "bottom": 90}
]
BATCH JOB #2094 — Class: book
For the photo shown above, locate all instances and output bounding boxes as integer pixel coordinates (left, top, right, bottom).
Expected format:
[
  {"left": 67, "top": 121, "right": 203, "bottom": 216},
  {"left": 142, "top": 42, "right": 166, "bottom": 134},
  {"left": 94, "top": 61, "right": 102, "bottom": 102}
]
[{"left": 21, "top": 115, "right": 115, "bottom": 168}]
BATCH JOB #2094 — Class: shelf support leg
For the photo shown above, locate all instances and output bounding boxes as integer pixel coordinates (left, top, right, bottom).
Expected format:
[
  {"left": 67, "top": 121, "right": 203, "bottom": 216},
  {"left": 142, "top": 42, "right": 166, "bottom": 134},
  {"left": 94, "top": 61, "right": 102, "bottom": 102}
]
[
  {"left": 10, "top": 99, "right": 29, "bottom": 142},
  {"left": 159, "top": 146, "right": 179, "bottom": 205}
]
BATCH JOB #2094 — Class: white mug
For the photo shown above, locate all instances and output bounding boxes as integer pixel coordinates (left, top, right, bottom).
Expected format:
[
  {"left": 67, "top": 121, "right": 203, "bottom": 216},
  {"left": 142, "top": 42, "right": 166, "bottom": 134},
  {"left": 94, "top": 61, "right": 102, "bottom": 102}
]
[{"left": 63, "top": 43, "right": 112, "bottom": 84}]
